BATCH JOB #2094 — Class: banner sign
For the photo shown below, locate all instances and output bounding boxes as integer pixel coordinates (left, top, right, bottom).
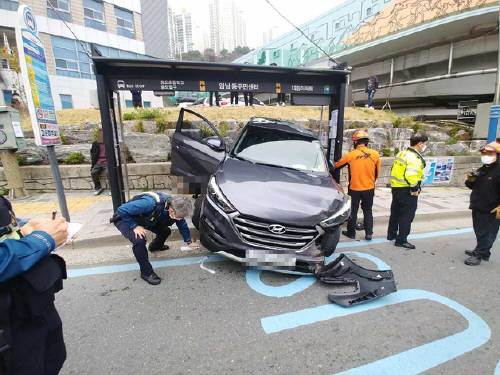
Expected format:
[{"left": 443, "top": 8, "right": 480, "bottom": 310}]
[
  {"left": 423, "top": 157, "right": 454, "bottom": 185},
  {"left": 110, "top": 78, "right": 335, "bottom": 95},
  {"left": 16, "top": 5, "right": 61, "bottom": 146}
]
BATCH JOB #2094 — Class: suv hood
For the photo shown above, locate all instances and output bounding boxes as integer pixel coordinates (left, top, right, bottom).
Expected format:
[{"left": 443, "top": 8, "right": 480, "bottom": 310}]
[{"left": 215, "top": 157, "right": 345, "bottom": 226}]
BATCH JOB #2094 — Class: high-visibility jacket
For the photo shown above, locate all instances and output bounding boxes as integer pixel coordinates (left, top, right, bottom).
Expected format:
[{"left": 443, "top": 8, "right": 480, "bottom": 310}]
[
  {"left": 335, "top": 146, "right": 381, "bottom": 191},
  {"left": 390, "top": 148, "right": 426, "bottom": 189}
]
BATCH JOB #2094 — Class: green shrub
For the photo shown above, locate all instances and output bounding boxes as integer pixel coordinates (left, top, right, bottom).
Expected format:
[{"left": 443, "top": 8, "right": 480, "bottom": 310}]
[
  {"left": 199, "top": 124, "right": 215, "bottom": 138},
  {"left": 133, "top": 120, "right": 145, "bottom": 133},
  {"left": 60, "top": 131, "right": 68, "bottom": 145},
  {"left": 16, "top": 154, "right": 28, "bottom": 166},
  {"left": 392, "top": 118, "right": 402, "bottom": 128},
  {"left": 393, "top": 147, "right": 400, "bottom": 156},
  {"left": 381, "top": 148, "right": 392, "bottom": 157},
  {"left": 123, "top": 112, "right": 137, "bottom": 121},
  {"left": 137, "top": 108, "right": 162, "bottom": 120},
  {"left": 218, "top": 121, "right": 230, "bottom": 137},
  {"left": 64, "top": 152, "right": 85, "bottom": 164},
  {"left": 156, "top": 118, "right": 167, "bottom": 133},
  {"left": 445, "top": 137, "right": 459, "bottom": 145},
  {"left": 412, "top": 123, "right": 422, "bottom": 133},
  {"left": 91, "top": 128, "right": 100, "bottom": 142}
]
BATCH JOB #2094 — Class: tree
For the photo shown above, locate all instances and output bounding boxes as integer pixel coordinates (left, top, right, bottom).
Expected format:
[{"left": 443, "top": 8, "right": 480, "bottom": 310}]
[
  {"left": 219, "top": 49, "right": 230, "bottom": 62},
  {"left": 181, "top": 50, "right": 204, "bottom": 62},
  {"left": 203, "top": 48, "right": 216, "bottom": 62}
]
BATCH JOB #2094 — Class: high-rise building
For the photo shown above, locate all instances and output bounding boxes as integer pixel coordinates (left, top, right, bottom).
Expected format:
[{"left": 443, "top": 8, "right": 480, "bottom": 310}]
[
  {"left": 209, "top": 0, "right": 246, "bottom": 54},
  {"left": 141, "top": 0, "right": 175, "bottom": 60},
  {"left": 0, "top": 0, "right": 163, "bottom": 109},
  {"left": 173, "top": 10, "right": 193, "bottom": 57}
]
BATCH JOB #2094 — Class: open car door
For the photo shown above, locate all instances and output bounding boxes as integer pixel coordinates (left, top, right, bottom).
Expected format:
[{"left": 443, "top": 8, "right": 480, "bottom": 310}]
[{"left": 171, "top": 108, "right": 226, "bottom": 194}]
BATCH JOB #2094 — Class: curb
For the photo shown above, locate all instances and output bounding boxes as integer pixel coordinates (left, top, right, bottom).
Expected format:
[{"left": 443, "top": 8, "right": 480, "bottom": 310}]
[{"left": 72, "top": 210, "right": 471, "bottom": 249}]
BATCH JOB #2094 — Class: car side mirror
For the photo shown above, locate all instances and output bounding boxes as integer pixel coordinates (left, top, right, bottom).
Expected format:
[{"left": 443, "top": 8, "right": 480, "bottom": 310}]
[{"left": 206, "top": 136, "right": 226, "bottom": 152}]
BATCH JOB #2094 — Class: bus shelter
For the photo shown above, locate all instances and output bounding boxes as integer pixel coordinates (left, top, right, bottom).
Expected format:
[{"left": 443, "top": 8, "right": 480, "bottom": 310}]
[{"left": 92, "top": 56, "right": 350, "bottom": 210}]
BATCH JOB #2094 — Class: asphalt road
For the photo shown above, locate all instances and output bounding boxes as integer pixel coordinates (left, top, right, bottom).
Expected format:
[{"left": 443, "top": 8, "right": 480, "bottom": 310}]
[{"left": 58, "top": 228, "right": 499, "bottom": 375}]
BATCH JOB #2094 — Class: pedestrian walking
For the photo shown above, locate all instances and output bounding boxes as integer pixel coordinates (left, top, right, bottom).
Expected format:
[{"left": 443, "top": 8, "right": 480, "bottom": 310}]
[
  {"left": 0, "top": 196, "right": 69, "bottom": 375},
  {"left": 335, "top": 130, "right": 381, "bottom": 241},
  {"left": 112, "top": 192, "right": 199, "bottom": 285},
  {"left": 131, "top": 90, "right": 142, "bottom": 108},
  {"left": 365, "top": 75, "right": 379, "bottom": 108},
  {"left": 277, "top": 92, "right": 286, "bottom": 106},
  {"left": 209, "top": 91, "right": 220, "bottom": 107},
  {"left": 90, "top": 129, "right": 107, "bottom": 195},
  {"left": 230, "top": 91, "right": 239, "bottom": 106},
  {"left": 464, "top": 141, "right": 500, "bottom": 266},
  {"left": 387, "top": 133, "right": 428, "bottom": 249}
]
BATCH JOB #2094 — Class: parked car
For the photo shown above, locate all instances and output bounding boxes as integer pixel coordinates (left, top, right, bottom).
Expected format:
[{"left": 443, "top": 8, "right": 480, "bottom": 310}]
[
  {"left": 171, "top": 108, "right": 350, "bottom": 274},
  {"left": 190, "top": 97, "right": 230, "bottom": 107}
]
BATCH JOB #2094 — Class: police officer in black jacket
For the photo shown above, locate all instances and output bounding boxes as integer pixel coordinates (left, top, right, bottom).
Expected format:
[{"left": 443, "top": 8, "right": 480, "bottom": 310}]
[
  {"left": 0, "top": 196, "right": 69, "bottom": 374},
  {"left": 464, "top": 142, "right": 500, "bottom": 266}
]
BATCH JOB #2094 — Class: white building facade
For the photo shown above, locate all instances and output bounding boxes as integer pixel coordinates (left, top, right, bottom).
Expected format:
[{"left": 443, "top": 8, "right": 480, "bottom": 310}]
[
  {"left": 0, "top": 0, "right": 164, "bottom": 109},
  {"left": 209, "top": 0, "right": 246, "bottom": 54}
]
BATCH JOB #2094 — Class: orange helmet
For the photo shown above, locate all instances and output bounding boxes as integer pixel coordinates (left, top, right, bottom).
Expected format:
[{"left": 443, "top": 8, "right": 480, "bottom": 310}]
[
  {"left": 352, "top": 129, "right": 369, "bottom": 142},
  {"left": 481, "top": 141, "right": 500, "bottom": 153}
]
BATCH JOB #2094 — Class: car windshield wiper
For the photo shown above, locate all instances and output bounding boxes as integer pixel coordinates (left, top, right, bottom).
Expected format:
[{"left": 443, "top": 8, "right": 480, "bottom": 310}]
[{"left": 252, "top": 161, "right": 308, "bottom": 173}]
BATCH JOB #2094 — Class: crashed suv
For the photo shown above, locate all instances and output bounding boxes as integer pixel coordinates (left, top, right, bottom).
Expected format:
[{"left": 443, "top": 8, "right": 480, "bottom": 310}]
[{"left": 171, "top": 108, "right": 350, "bottom": 274}]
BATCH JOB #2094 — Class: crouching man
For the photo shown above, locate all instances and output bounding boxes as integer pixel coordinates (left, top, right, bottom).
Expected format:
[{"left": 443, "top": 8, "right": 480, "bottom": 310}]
[{"left": 113, "top": 192, "right": 199, "bottom": 285}]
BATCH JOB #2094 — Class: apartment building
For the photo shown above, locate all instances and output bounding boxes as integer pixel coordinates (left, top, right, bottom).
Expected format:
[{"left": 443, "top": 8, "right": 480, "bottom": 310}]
[{"left": 0, "top": 0, "right": 163, "bottom": 109}]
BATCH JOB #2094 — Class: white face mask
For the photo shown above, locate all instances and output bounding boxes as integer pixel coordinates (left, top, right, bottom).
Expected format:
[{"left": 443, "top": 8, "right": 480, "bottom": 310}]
[
  {"left": 481, "top": 155, "right": 497, "bottom": 165},
  {"left": 420, "top": 144, "right": 427, "bottom": 153}
]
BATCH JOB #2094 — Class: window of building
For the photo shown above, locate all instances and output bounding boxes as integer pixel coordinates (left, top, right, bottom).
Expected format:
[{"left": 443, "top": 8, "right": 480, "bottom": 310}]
[
  {"left": 125, "top": 100, "right": 133, "bottom": 108},
  {"left": 83, "top": 0, "right": 106, "bottom": 31},
  {"left": 115, "top": 7, "right": 135, "bottom": 39},
  {"left": 47, "top": 0, "right": 72, "bottom": 22},
  {"left": 60, "top": 94, "right": 73, "bottom": 109},
  {"left": 143, "top": 101, "right": 151, "bottom": 108},
  {"left": 52, "top": 36, "right": 93, "bottom": 79},
  {"left": 0, "top": 0, "right": 18, "bottom": 11}
]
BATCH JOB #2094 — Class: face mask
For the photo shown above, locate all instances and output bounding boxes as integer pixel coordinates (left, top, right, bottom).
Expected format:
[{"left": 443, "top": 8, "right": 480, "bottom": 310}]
[
  {"left": 420, "top": 144, "right": 427, "bottom": 153},
  {"left": 481, "top": 155, "right": 497, "bottom": 165}
]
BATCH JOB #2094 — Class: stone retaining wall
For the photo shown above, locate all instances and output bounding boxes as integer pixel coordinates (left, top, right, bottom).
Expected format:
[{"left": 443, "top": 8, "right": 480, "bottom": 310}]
[{"left": 0, "top": 157, "right": 482, "bottom": 192}]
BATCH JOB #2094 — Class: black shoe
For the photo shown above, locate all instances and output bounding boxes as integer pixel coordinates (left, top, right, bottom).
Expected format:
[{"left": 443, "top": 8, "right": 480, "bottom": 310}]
[
  {"left": 395, "top": 241, "right": 416, "bottom": 250},
  {"left": 94, "top": 188, "right": 104, "bottom": 196},
  {"left": 365, "top": 234, "right": 372, "bottom": 241},
  {"left": 464, "top": 251, "right": 489, "bottom": 261},
  {"left": 141, "top": 272, "right": 161, "bottom": 285},
  {"left": 464, "top": 255, "right": 482, "bottom": 266},
  {"left": 148, "top": 244, "right": 170, "bottom": 253},
  {"left": 342, "top": 231, "right": 356, "bottom": 239},
  {"left": 387, "top": 235, "right": 396, "bottom": 241}
]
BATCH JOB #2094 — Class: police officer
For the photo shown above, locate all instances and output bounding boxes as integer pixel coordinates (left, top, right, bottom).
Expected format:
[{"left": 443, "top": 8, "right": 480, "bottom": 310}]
[
  {"left": 387, "top": 133, "right": 428, "bottom": 249},
  {"left": 464, "top": 141, "right": 500, "bottom": 266},
  {"left": 335, "top": 130, "right": 381, "bottom": 241},
  {"left": 114, "top": 192, "right": 199, "bottom": 285},
  {"left": 0, "top": 196, "right": 69, "bottom": 374}
]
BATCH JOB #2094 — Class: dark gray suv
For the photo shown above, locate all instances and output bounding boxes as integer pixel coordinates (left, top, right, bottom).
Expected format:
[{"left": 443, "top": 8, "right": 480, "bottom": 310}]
[{"left": 171, "top": 108, "right": 350, "bottom": 274}]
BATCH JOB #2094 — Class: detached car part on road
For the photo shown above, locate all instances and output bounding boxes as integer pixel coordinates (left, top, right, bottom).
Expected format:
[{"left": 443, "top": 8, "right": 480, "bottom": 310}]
[{"left": 171, "top": 108, "right": 351, "bottom": 274}]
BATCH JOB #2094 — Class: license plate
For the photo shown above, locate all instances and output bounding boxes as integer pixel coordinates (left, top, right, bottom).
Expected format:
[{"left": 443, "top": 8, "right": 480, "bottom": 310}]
[{"left": 246, "top": 250, "right": 296, "bottom": 267}]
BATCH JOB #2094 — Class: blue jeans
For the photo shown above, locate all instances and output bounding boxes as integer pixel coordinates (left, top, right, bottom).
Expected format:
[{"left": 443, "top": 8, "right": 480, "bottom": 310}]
[{"left": 367, "top": 90, "right": 376, "bottom": 107}]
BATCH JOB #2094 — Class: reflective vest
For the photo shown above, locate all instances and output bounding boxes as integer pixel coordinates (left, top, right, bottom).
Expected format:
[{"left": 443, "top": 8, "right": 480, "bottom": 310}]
[{"left": 390, "top": 148, "right": 426, "bottom": 188}]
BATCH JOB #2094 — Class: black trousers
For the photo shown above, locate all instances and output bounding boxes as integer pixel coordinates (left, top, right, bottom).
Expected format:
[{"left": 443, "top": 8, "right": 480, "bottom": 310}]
[
  {"left": 209, "top": 91, "right": 219, "bottom": 106},
  {"left": 243, "top": 92, "right": 253, "bottom": 106},
  {"left": 472, "top": 210, "right": 499, "bottom": 257},
  {"left": 230, "top": 91, "right": 239, "bottom": 105},
  {"left": 115, "top": 221, "right": 172, "bottom": 276},
  {"left": 90, "top": 164, "right": 106, "bottom": 190},
  {"left": 388, "top": 187, "right": 418, "bottom": 243},
  {"left": 9, "top": 303, "right": 66, "bottom": 375},
  {"left": 346, "top": 189, "right": 374, "bottom": 236}
]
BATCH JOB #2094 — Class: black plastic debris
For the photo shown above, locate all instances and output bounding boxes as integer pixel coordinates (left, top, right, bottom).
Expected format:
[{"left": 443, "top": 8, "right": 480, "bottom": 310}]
[{"left": 316, "top": 254, "right": 397, "bottom": 307}]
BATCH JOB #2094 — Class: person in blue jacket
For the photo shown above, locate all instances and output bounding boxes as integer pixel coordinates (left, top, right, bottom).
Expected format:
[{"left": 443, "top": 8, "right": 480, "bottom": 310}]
[{"left": 113, "top": 192, "right": 199, "bottom": 285}]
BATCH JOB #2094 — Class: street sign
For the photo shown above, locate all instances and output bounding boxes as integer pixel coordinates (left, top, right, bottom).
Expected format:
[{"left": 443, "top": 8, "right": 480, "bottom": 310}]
[{"left": 15, "top": 5, "right": 61, "bottom": 146}]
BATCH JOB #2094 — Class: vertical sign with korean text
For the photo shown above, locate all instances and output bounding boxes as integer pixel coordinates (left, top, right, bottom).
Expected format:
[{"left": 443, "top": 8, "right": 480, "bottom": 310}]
[{"left": 15, "top": 5, "right": 61, "bottom": 146}]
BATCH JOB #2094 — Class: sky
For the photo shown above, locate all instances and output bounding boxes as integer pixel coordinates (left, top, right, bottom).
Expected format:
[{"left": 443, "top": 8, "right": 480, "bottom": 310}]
[{"left": 169, "top": 0, "right": 345, "bottom": 49}]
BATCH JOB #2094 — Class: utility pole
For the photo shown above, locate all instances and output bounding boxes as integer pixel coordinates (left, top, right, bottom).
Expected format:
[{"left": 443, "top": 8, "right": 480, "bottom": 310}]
[{"left": 488, "top": 0, "right": 500, "bottom": 142}]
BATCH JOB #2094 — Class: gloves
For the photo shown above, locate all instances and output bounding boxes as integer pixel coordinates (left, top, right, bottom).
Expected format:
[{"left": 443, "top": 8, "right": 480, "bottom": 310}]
[{"left": 491, "top": 205, "right": 500, "bottom": 220}]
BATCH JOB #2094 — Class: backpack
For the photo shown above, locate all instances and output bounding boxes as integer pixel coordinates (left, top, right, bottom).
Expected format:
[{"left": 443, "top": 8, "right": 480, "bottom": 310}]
[{"left": 129, "top": 192, "right": 171, "bottom": 227}]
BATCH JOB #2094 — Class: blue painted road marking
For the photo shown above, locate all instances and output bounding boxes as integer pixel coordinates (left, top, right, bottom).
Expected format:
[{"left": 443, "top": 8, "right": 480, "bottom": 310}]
[
  {"left": 67, "top": 227, "right": 473, "bottom": 278},
  {"left": 245, "top": 251, "right": 390, "bottom": 298},
  {"left": 260, "top": 289, "right": 491, "bottom": 375}
]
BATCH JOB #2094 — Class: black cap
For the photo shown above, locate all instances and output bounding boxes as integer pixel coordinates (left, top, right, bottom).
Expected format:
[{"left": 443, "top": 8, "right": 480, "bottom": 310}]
[{"left": 0, "top": 196, "right": 13, "bottom": 228}]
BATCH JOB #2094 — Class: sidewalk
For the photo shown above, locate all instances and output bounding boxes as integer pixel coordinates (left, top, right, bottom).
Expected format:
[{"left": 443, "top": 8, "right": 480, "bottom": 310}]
[{"left": 10, "top": 187, "right": 472, "bottom": 249}]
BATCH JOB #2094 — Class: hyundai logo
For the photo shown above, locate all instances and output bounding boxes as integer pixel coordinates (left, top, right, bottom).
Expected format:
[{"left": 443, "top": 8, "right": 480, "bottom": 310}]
[{"left": 268, "top": 224, "right": 286, "bottom": 234}]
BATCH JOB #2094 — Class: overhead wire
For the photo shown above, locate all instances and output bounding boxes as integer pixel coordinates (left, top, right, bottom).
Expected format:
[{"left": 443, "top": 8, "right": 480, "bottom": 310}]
[{"left": 263, "top": 0, "right": 342, "bottom": 68}]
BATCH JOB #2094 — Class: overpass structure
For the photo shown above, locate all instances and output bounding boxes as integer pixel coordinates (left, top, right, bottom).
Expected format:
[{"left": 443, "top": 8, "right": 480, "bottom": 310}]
[{"left": 236, "top": 0, "right": 500, "bottom": 117}]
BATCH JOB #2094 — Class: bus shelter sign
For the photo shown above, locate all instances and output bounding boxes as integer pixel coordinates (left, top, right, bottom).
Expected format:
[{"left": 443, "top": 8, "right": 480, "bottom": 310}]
[{"left": 15, "top": 5, "right": 61, "bottom": 146}]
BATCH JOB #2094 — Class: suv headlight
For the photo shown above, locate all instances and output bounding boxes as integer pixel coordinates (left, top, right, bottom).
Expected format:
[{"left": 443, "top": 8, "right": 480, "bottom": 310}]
[
  {"left": 320, "top": 195, "right": 351, "bottom": 228},
  {"left": 207, "top": 176, "right": 236, "bottom": 213}
]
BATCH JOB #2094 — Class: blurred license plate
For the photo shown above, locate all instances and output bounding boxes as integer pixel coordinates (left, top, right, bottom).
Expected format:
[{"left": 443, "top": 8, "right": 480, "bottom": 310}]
[{"left": 246, "top": 250, "right": 296, "bottom": 267}]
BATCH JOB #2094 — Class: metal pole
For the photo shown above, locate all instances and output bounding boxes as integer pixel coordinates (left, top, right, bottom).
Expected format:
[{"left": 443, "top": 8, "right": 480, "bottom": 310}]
[
  {"left": 46, "top": 145, "right": 70, "bottom": 221},
  {"left": 447, "top": 42, "right": 454, "bottom": 75},
  {"left": 115, "top": 91, "right": 130, "bottom": 201},
  {"left": 487, "top": 0, "right": 500, "bottom": 141}
]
